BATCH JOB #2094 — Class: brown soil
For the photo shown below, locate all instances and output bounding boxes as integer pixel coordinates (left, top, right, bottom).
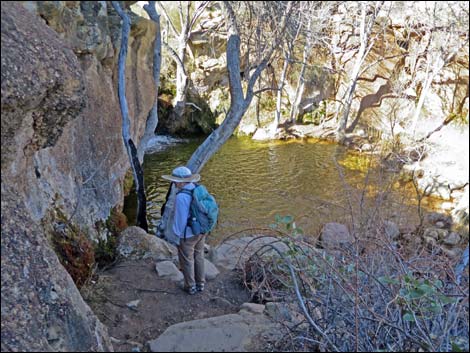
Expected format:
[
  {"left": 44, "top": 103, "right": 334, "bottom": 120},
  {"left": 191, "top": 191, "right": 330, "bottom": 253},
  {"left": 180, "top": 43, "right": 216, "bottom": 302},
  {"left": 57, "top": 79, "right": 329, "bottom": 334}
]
[{"left": 81, "top": 258, "right": 251, "bottom": 352}]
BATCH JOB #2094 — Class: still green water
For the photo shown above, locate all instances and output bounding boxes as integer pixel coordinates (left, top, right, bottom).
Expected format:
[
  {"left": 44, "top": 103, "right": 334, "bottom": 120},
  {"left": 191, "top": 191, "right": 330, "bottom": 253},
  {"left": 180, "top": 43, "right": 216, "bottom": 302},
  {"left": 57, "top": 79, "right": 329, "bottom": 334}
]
[{"left": 124, "top": 136, "right": 432, "bottom": 240}]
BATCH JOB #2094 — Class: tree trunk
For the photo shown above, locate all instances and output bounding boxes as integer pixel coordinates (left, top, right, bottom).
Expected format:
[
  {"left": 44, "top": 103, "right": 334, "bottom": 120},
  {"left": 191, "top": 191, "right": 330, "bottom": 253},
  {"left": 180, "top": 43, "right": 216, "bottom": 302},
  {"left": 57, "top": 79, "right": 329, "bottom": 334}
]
[
  {"left": 157, "top": 1, "right": 293, "bottom": 243},
  {"left": 275, "top": 48, "right": 290, "bottom": 128},
  {"left": 335, "top": 2, "right": 382, "bottom": 142},
  {"left": 410, "top": 55, "right": 445, "bottom": 136},
  {"left": 336, "top": 89, "right": 352, "bottom": 138},
  {"left": 157, "top": 10, "right": 248, "bottom": 242},
  {"left": 290, "top": 78, "right": 304, "bottom": 123},
  {"left": 289, "top": 20, "right": 310, "bottom": 124},
  {"left": 173, "top": 40, "right": 189, "bottom": 119},
  {"left": 137, "top": 1, "right": 162, "bottom": 163},
  {"left": 346, "top": 82, "right": 392, "bottom": 133},
  {"left": 157, "top": 34, "right": 249, "bottom": 244},
  {"left": 157, "top": 2, "right": 197, "bottom": 121},
  {"left": 409, "top": 58, "right": 431, "bottom": 134},
  {"left": 112, "top": 2, "right": 148, "bottom": 232}
]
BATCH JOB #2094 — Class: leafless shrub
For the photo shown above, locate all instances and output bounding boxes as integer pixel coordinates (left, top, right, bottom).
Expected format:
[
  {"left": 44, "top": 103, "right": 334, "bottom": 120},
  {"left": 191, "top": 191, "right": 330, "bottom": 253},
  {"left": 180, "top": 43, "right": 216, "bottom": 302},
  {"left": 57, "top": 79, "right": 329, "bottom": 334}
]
[
  {"left": 239, "top": 228, "right": 468, "bottom": 351},
  {"left": 235, "top": 158, "right": 468, "bottom": 352}
]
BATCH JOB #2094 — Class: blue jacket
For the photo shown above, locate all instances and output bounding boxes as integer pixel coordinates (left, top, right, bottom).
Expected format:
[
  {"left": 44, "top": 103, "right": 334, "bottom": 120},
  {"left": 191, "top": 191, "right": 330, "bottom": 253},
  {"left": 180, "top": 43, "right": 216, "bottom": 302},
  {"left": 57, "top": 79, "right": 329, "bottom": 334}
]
[{"left": 173, "top": 183, "right": 196, "bottom": 239}]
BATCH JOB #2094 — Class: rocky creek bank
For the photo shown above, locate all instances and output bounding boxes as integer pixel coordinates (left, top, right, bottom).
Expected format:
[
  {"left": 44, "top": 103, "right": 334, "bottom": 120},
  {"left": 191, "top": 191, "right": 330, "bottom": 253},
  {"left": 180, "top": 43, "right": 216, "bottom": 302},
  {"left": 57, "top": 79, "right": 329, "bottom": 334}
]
[{"left": 82, "top": 215, "right": 468, "bottom": 352}]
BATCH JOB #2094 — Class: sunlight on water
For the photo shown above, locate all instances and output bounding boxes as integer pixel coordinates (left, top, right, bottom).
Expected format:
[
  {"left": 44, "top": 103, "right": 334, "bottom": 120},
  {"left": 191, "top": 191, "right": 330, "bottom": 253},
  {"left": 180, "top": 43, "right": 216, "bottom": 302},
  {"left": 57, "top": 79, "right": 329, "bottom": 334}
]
[{"left": 124, "top": 136, "right": 439, "bottom": 242}]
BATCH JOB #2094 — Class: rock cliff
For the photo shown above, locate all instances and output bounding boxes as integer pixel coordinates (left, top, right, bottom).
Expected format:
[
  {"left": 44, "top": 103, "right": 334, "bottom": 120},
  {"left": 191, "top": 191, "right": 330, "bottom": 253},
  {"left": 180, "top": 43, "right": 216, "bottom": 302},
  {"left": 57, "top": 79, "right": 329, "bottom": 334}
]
[{"left": 1, "top": 1, "right": 157, "bottom": 350}]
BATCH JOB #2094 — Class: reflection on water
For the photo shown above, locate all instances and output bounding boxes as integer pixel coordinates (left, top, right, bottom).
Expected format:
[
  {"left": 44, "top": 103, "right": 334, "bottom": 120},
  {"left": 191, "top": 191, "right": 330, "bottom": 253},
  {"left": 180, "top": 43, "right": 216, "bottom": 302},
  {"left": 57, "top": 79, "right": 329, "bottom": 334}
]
[{"left": 124, "top": 136, "right": 438, "bottom": 241}]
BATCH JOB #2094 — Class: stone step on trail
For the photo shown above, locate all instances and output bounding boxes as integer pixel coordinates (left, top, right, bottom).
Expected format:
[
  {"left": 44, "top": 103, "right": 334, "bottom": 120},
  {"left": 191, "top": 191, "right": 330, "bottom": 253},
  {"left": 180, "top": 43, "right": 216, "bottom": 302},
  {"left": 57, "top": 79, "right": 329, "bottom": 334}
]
[{"left": 147, "top": 303, "right": 278, "bottom": 352}]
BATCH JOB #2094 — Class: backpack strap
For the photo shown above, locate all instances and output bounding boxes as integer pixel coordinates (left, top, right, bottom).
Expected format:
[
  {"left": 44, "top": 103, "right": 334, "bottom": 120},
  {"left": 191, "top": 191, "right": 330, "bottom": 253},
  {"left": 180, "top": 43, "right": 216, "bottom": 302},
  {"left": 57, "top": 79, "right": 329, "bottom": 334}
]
[
  {"left": 177, "top": 188, "right": 193, "bottom": 240},
  {"left": 177, "top": 189, "right": 193, "bottom": 197}
]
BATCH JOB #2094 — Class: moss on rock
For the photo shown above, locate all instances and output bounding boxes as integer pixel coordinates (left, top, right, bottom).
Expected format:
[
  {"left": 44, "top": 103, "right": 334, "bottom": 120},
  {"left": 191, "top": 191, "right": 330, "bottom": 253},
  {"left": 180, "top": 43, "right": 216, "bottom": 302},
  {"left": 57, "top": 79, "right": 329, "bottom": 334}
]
[
  {"left": 94, "top": 207, "right": 128, "bottom": 268},
  {"left": 47, "top": 209, "right": 95, "bottom": 288}
]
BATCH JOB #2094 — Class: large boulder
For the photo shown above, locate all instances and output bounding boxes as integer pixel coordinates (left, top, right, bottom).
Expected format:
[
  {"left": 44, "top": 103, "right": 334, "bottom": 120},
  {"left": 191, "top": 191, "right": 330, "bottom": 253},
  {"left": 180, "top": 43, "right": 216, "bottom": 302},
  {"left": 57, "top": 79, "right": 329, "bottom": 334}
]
[
  {"left": 22, "top": 1, "right": 114, "bottom": 61},
  {"left": 204, "top": 258, "right": 220, "bottom": 280},
  {"left": 117, "top": 226, "right": 177, "bottom": 261},
  {"left": 1, "top": 187, "right": 113, "bottom": 352},
  {"left": 147, "top": 303, "right": 278, "bottom": 352}
]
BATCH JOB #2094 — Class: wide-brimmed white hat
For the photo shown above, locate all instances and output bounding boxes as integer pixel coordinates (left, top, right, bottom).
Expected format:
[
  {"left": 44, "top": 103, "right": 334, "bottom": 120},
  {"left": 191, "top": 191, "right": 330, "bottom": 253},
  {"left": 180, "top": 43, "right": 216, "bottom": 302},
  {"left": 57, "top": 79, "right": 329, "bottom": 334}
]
[{"left": 161, "top": 166, "right": 201, "bottom": 183}]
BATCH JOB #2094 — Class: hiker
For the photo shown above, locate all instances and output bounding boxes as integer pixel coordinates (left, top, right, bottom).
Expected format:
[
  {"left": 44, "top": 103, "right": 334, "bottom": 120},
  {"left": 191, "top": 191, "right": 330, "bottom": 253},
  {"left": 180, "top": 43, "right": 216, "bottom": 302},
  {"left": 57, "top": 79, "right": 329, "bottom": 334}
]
[{"left": 162, "top": 166, "right": 206, "bottom": 295}]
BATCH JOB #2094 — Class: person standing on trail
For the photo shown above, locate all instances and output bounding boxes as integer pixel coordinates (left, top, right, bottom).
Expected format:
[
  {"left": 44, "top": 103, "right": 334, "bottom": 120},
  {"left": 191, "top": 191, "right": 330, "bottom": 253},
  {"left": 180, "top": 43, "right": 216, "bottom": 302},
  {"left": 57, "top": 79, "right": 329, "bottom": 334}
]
[{"left": 162, "top": 166, "right": 205, "bottom": 295}]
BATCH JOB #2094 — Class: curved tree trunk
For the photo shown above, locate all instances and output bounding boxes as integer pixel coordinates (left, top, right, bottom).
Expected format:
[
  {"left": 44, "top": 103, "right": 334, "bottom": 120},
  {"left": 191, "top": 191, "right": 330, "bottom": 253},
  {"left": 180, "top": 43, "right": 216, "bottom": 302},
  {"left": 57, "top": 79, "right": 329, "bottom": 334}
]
[
  {"left": 410, "top": 61, "right": 433, "bottom": 137},
  {"left": 157, "top": 9, "right": 248, "bottom": 243},
  {"left": 346, "top": 82, "right": 392, "bottom": 133},
  {"left": 157, "top": 1, "right": 293, "bottom": 243},
  {"left": 289, "top": 19, "right": 311, "bottom": 124},
  {"left": 336, "top": 7, "right": 367, "bottom": 142},
  {"left": 112, "top": 1, "right": 148, "bottom": 232}
]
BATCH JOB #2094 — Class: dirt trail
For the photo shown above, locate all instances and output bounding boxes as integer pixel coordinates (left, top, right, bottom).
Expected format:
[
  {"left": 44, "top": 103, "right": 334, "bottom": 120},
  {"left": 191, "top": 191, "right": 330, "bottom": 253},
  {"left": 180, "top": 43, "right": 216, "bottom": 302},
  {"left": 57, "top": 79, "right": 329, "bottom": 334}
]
[{"left": 81, "top": 257, "right": 251, "bottom": 352}]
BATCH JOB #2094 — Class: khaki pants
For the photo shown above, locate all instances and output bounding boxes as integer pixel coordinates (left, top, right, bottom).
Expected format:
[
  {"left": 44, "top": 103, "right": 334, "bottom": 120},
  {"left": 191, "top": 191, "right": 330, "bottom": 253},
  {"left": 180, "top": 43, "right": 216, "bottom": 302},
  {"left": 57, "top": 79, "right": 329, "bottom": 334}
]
[{"left": 177, "top": 234, "right": 206, "bottom": 289}]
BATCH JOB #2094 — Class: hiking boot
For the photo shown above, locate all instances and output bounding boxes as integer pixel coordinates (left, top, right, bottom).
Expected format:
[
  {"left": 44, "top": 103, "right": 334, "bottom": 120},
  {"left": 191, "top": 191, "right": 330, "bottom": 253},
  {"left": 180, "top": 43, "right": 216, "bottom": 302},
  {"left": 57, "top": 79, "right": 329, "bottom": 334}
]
[
  {"left": 185, "top": 286, "right": 197, "bottom": 295},
  {"left": 196, "top": 283, "right": 205, "bottom": 292}
]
